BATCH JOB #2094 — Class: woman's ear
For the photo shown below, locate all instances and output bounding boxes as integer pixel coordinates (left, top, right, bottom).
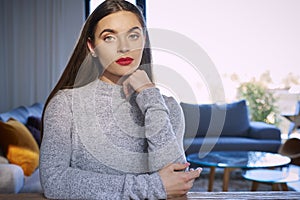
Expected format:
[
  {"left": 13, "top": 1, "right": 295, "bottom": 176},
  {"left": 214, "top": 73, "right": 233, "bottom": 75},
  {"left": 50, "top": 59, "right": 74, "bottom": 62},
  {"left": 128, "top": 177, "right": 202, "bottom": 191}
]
[{"left": 87, "top": 38, "right": 97, "bottom": 57}]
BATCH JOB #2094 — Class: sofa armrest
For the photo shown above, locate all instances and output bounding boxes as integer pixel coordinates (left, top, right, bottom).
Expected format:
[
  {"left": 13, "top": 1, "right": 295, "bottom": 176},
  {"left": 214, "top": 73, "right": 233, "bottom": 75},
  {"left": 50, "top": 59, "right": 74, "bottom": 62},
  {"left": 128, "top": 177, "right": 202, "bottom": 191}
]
[
  {"left": 248, "top": 121, "right": 281, "bottom": 140},
  {"left": 0, "top": 164, "right": 24, "bottom": 193}
]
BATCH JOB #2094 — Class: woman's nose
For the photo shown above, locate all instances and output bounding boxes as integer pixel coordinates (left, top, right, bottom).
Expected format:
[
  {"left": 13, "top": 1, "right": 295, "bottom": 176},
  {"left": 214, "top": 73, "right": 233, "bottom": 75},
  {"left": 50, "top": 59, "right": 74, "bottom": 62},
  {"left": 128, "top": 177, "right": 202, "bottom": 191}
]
[{"left": 117, "top": 37, "right": 130, "bottom": 53}]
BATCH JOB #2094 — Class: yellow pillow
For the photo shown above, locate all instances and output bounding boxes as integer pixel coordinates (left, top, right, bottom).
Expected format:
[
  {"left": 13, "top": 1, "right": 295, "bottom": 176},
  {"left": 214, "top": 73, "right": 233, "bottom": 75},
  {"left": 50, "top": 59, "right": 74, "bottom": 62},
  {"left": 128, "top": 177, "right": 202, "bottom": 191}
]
[
  {"left": 0, "top": 118, "right": 39, "bottom": 176},
  {"left": 7, "top": 145, "right": 39, "bottom": 176}
]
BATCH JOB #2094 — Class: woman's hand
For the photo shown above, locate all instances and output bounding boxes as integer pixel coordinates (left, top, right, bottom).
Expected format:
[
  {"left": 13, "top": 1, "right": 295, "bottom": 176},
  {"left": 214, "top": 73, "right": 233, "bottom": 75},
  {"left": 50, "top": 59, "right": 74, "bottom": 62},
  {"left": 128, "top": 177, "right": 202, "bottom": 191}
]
[
  {"left": 159, "top": 163, "right": 202, "bottom": 198},
  {"left": 122, "top": 70, "right": 155, "bottom": 98}
]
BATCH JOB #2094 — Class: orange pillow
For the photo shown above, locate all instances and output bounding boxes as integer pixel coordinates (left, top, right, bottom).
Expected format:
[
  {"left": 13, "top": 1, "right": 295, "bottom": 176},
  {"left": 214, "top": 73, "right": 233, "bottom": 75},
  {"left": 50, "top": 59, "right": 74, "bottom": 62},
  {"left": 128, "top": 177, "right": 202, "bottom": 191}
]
[
  {"left": 0, "top": 118, "right": 39, "bottom": 176},
  {"left": 7, "top": 145, "right": 39, "bottom": 176}
]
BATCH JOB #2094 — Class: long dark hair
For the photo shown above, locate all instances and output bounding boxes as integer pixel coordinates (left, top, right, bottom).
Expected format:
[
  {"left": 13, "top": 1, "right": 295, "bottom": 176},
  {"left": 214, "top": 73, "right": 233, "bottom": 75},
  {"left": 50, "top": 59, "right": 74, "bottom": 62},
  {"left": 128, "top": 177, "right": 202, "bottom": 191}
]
[{"left": 41, "top": 0, "right": 152, "bottom": 137}]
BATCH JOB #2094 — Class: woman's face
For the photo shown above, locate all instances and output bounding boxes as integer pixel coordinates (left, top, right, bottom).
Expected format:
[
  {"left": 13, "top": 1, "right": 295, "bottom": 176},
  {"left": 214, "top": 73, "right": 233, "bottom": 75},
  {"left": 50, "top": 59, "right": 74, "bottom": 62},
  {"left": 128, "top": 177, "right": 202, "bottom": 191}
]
[{"left": 88, "top": 11, "right": 145, "bottom": 79}]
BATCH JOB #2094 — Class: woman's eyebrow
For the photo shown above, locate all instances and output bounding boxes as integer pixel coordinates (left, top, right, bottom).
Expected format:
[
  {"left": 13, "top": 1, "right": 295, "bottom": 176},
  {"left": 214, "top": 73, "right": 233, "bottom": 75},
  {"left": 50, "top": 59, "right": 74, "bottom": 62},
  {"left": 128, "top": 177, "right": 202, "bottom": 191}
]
[
  {"left": 128, "top": 26, "right": 142, "bottom": 33},
  {"left": 99, "top": 26, "right": 142, "bottom": 37},
  {"left": 99, "top": 29, "right": 116, "bottom": 37}
]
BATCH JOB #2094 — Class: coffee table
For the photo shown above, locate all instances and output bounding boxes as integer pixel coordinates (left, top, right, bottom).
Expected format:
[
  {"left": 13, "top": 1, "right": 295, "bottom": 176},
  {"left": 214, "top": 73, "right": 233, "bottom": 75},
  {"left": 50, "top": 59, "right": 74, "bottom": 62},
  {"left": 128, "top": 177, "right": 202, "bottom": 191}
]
[
  {"left": 242, "top": 169, "right": 299, "bottom": 191},
  {"left": 187, "top": 151, "right": 291, "bottom": 191}
]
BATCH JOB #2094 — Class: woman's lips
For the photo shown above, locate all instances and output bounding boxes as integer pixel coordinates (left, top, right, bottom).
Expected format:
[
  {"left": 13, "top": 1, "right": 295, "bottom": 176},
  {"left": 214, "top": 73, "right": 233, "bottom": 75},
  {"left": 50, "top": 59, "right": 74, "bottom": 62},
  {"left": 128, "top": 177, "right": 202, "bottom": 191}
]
[{"left": 116, "top": 57, "right": 134, "bottom": 66}]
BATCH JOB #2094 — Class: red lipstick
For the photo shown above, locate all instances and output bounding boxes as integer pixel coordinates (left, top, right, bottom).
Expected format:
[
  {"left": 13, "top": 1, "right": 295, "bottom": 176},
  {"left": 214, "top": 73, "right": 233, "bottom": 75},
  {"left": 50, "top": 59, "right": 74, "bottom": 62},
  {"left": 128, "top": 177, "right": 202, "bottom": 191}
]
[{"left": 116, "top": 57, "right": 134, "bottom": 66}]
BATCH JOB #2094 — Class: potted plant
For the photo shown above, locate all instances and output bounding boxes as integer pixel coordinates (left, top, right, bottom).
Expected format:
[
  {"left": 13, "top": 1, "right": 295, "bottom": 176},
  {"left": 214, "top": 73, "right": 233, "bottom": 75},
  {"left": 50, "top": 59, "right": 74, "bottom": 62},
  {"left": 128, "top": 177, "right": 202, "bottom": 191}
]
[{"left": 237, "top": 81, "right": 279, "bottom": 125}]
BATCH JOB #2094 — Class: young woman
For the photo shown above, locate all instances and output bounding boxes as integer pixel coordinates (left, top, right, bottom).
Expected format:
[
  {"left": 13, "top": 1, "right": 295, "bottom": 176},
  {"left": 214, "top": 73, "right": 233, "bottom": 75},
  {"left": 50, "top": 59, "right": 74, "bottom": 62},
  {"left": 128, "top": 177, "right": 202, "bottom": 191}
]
[{"left": 39, "top": 0, "right": 201, "bottom": 199}]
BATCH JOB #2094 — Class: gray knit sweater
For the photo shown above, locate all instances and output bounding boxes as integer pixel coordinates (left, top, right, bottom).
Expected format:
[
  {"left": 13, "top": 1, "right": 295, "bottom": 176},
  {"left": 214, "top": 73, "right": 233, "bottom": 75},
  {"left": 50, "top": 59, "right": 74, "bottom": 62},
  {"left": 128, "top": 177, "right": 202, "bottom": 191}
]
[{"left": 40, "top": 79, "right": 186, "bottom": 200}]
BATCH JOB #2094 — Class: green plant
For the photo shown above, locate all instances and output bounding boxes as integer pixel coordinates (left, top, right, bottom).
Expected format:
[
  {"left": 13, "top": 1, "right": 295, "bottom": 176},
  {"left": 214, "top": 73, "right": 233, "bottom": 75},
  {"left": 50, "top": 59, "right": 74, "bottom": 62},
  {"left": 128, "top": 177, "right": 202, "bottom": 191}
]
[{"left": 237, "top": 81, "right": 279, "bottom": 125}]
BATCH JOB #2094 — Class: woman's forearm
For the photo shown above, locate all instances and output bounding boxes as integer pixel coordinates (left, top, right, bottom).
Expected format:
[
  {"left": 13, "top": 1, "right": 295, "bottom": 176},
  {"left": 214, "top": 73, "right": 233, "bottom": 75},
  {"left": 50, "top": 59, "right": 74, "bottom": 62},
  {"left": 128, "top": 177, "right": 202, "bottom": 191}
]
[{"left": 136, "top": 87, "right": 186, "bottom": 172}]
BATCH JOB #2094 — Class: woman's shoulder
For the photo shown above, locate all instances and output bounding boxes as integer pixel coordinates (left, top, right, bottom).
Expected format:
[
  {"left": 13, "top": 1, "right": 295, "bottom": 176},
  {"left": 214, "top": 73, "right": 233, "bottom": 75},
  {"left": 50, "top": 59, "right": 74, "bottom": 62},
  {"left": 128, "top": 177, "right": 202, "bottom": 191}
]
[
  {"left": 51, "top": 89, "right": 72, "bottom": 104},
  {"left": 52, "top": 80, "right": 98, "bottom": 101},
  {"left": 46, "top": 90, "right": 71, "bottom": 113}
]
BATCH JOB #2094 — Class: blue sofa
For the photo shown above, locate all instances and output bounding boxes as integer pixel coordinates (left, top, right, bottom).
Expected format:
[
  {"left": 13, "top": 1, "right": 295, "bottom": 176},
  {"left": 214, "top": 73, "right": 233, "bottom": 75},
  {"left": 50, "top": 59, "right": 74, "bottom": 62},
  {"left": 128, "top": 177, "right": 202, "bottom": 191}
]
[
  {"left": 0, "top": 103, "right": 43, "bottom": 193},
  {"left": 180, "top": 100, "right": 282, "bottom": 155}
]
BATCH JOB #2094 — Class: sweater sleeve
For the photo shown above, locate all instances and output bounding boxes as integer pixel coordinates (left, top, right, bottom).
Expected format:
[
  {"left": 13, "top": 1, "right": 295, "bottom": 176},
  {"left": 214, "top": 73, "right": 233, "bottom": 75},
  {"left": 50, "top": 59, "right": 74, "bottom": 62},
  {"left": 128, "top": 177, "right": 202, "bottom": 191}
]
[
  {"left": 136, "top": 87, "right": 186, "bottom": 172},
  {"left": 39, "top": 91, "right": 166, "bottom": 200}
]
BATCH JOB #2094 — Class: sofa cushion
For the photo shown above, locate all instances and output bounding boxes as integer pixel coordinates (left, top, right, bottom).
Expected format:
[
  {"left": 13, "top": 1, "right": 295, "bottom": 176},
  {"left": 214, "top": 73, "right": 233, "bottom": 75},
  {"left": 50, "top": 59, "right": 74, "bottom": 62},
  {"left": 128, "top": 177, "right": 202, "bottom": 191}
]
[
  {"left": 0, "top": 103, "right": 43, "bottom": 124},
  {"left": 0, "top": 164, "right": 24, "bottom": 193},
  {"left": 20, "top": 168, "right": 43, "bottom": 193},
  {"left": 0, "top": 118, "right": 39, "bottom": 176},
  {"left": 181, "top": 100, "right": 250, "bottom": 138},
  {"left": 221, "top": 100, "right": 250, "bottom": 137},
  {"left": 248, "top": 121, "right": 281, "bottom": 140},
  {"left": 184, "top": 137, "right": 281, "bottom": 155},
  {"left": 0, "top": 106, "right": 29, "bottom": 124},
  {"left": 26, "top": 103, "right": 44, "bottom": 120},
  {"left": 0, "top": 155, "right": 9, "bottom": 164}
]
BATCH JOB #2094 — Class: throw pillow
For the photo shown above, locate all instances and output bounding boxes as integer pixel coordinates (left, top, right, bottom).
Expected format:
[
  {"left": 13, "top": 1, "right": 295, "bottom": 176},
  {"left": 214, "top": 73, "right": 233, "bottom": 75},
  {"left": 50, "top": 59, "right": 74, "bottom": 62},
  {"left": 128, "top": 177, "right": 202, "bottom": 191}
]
[
  {"left": 0, "top": 118, "right": 39, "bottom": 176},
  {"left": 0, "top": 164, "right": 24, "bottom": 193},
  {"left": 220, "top": 100, "right": 250, "bottom": 137},
  {"left": 26, "top": 116, "right": 42, "bottom": 147},
  {"left": 7, "top": 145, "right": 39, "bottom": 176}
]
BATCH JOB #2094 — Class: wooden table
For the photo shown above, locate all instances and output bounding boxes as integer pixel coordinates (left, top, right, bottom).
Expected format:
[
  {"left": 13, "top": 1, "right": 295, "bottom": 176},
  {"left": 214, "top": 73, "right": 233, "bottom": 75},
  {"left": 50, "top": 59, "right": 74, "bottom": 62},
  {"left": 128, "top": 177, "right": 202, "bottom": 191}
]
[{"left": 1, "top": 192, "right": 300, "bottom": 200}]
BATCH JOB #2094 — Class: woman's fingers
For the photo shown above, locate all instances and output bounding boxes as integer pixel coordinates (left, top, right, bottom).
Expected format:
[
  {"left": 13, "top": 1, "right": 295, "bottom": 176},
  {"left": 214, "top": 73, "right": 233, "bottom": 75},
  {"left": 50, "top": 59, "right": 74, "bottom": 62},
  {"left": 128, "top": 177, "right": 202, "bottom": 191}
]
[
  {"left": 122, "top": 78, "right": 134, "bottom": 98},
  {"left": 122, "top": 70, "right": 154, "bottom": 98},
  {"left": 170, "top": 162, "right": 190, "bottom": 171},
  {"left": 159, "top": 163, "right": 202, "bottom": 197},
  {"left": 186, "top": 167, "right": 202, "bottom": 181}
]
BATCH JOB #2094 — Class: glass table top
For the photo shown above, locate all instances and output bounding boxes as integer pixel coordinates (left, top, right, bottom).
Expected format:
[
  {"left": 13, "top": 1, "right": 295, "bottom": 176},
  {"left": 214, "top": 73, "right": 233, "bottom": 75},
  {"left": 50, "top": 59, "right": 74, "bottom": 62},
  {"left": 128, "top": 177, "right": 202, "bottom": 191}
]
[
  {"left": 187, "top": 151, "right": 291, "bottom": 169},
  {"left": 242, "top": 169, "right": 299, "bottom": 183}
]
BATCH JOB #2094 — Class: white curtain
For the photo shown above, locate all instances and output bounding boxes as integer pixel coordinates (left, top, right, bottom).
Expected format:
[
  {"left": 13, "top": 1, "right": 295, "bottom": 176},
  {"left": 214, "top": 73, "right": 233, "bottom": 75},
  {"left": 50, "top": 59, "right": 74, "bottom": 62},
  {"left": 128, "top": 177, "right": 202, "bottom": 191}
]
[{"left": 0, "top": 0, "right": 85, "bottom": 112}]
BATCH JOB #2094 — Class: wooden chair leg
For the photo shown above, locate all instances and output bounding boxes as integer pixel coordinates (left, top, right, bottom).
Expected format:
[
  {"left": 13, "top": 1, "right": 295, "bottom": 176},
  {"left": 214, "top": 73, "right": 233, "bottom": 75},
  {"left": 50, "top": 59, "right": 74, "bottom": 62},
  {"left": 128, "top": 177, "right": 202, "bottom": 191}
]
[
  {"left": 223, "top": 168, "right": 231, "bottom": 191},
  {"left": 251, "top": 181, "right": 259, "bottom": 191},
  {"left": 208, "top": 167, "right": 215, "bottom": 192},
  {"left": 272, "top": 183, "right": 280, "bottom": 191},
  {"left": 280, "top": 183, "right": 289, "bottom": 191}
]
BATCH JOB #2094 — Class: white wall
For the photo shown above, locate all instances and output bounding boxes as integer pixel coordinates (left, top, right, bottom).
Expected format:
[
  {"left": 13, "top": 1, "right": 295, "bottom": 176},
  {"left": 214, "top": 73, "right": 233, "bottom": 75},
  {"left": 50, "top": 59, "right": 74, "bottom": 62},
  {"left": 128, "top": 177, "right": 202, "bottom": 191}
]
[{"left": 0, "top": 0, "right": 85, "bottom": 112}]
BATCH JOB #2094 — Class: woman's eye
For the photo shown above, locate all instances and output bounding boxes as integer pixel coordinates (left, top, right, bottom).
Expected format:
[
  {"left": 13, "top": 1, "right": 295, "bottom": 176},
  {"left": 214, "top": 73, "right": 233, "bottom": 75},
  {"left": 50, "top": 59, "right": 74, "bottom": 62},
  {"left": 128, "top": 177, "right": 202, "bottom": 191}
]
[
  {"left": 128, "top": 33, "right": 140, "bottom": 41},
  {"left": 103, "top": 35, "right": 115, "bottom": 42}
]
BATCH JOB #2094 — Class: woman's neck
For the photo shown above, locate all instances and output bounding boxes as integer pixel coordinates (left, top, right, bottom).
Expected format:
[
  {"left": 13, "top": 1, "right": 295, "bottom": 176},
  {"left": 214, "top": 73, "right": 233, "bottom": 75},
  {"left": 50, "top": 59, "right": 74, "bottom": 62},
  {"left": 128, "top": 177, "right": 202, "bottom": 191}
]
[{"left": 99, "top": 71, "right": 127, "bottom": 85}]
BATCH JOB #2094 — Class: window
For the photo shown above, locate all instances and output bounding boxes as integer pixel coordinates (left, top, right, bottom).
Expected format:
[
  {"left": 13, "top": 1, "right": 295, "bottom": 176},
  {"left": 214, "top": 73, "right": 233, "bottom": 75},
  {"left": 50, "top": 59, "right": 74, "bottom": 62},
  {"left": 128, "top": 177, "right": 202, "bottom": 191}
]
[{"left": 147, "top": 0, "right": 300, "bottom": 104}]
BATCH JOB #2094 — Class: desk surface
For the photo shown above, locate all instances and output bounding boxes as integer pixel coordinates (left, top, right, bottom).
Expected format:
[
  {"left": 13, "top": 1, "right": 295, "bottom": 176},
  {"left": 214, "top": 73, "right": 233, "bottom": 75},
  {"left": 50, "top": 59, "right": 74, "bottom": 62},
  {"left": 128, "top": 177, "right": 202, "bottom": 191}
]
[
  {"left": 1, "top": 192, "right": 300, "bottom": 200},
  {"left": 187, "top": 151, "right": 291, "bottom": 168}
]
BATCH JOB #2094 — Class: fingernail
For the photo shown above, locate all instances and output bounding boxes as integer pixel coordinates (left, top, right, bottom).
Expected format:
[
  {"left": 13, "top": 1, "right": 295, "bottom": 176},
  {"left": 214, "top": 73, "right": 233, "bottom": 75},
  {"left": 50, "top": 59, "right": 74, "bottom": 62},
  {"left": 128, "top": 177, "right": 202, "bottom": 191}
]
[
  {"left": 196, "top": 167, "right": 202, "bottom": 172},
  {"left": 185, "top": 162, "right": 190, "bottom": 166}
]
